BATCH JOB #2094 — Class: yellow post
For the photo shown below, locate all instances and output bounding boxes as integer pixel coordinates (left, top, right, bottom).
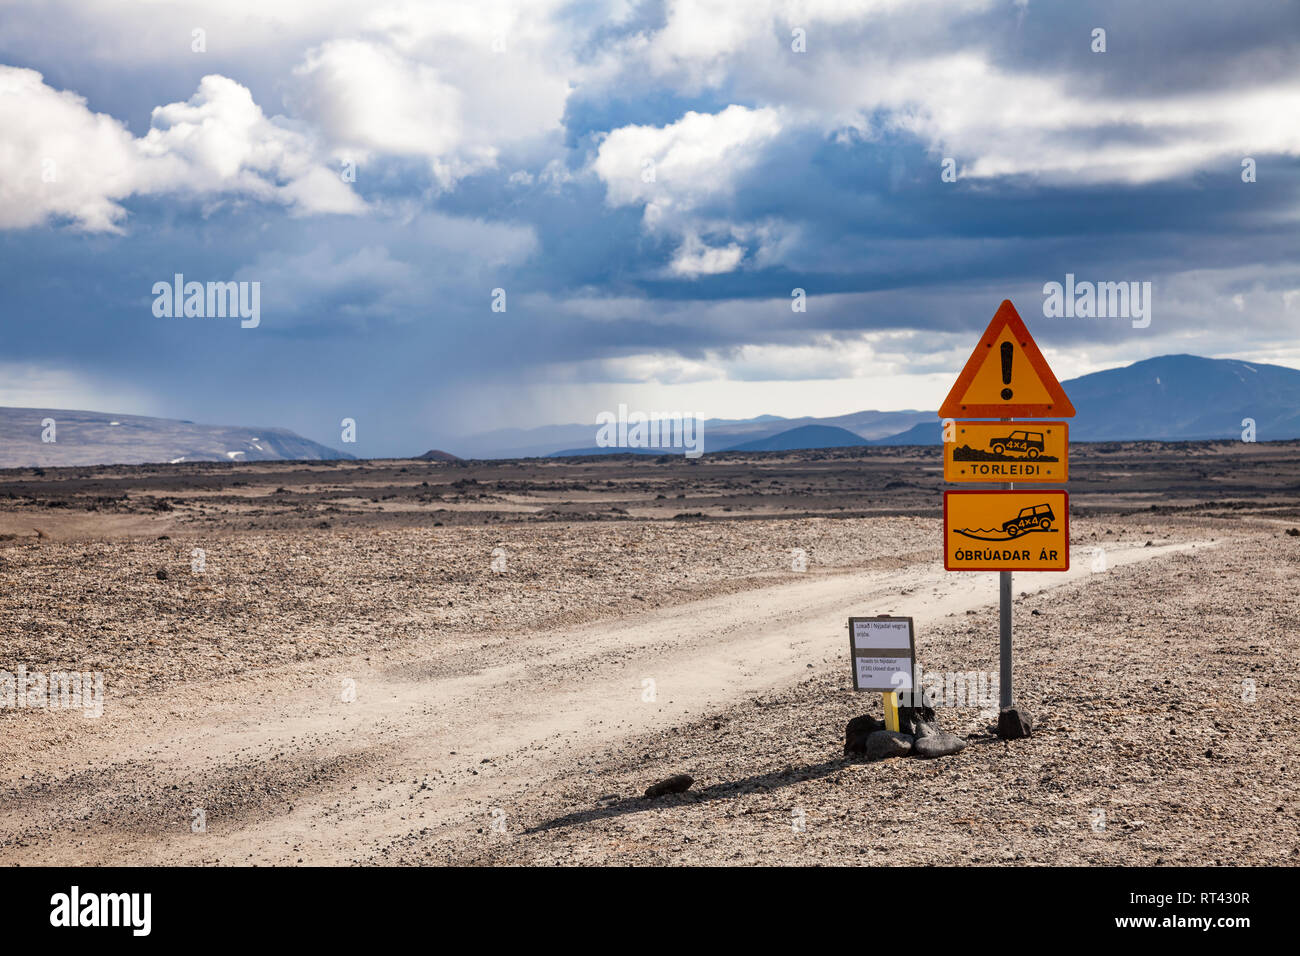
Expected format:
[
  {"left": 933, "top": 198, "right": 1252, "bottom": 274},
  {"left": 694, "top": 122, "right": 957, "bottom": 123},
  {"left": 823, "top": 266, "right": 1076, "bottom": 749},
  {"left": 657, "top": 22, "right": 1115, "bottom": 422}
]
[{"left": 882, "top": 691, "right": 900, "bottom": 732}]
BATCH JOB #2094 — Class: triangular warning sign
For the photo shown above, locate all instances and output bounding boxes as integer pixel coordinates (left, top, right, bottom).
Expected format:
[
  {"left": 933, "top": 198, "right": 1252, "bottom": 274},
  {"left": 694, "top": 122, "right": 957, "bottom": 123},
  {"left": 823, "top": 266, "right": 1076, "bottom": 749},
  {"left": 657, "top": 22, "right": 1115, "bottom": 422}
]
[{"left": 938, "top": 300, "right": 1075, "bottom": 418}]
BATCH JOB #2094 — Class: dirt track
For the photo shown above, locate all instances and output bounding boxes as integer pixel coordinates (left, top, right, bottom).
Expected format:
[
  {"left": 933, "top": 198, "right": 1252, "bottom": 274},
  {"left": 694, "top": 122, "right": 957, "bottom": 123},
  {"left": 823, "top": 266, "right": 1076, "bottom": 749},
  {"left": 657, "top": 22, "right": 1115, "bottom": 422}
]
[{"left": 1, "top": 446, "right": 1298, "bottom": 865}]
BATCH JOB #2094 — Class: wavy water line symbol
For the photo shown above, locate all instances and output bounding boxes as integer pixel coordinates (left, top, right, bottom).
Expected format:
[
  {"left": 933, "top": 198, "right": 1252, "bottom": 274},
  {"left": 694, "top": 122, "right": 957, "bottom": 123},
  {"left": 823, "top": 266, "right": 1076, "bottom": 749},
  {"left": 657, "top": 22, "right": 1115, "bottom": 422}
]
[{"left": 953, "top": 525, "right": 1056, "bottom": 542}]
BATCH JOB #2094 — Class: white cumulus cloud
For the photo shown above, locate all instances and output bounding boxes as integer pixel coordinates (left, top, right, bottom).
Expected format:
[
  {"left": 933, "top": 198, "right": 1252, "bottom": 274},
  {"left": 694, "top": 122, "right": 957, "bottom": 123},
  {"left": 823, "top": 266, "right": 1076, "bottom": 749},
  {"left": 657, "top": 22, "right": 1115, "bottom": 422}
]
[
  {"left": 0, "top": 67, "right": 362, "bottom": 232},
  {"left": 290, "top": 39, "right": 480, "bottom": 187},
  {"left": 593, "top": 104, "right": 784, "bottom": 275},
  {"left": 594, "top": 105, "right": 783, "bottom": 211}
]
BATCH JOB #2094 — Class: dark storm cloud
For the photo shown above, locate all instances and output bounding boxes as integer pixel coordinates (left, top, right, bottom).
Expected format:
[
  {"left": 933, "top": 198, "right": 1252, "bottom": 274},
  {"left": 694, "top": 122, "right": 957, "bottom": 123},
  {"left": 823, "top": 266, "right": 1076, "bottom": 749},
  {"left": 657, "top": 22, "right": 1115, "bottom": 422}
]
[{"left": 993, "top": 0, "right": 1300, "bottom": 96}]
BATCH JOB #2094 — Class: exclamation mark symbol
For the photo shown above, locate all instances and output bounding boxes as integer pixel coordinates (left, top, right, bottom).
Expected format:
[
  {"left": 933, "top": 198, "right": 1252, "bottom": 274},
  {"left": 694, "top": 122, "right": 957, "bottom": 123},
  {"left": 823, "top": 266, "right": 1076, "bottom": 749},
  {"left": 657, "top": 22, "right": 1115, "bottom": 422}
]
[{"left": 1000, "top": 342, "right": 1014, "bottom": 400}]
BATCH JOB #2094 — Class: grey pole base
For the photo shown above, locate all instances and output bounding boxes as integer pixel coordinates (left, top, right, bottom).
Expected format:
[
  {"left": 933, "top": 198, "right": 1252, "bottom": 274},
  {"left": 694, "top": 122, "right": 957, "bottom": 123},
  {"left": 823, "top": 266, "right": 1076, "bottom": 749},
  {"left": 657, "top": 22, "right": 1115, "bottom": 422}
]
[{"left": 996, "top": 707, "right": 1033, "bottom": 739}]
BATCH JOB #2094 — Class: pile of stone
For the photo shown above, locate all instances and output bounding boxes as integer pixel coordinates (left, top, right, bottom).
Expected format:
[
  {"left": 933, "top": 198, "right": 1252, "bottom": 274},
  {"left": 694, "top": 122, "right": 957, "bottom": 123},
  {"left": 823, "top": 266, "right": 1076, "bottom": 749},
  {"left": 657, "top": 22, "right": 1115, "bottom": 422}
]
[{"left": 843, "top": 705, "right": 969, "bottom": 761}]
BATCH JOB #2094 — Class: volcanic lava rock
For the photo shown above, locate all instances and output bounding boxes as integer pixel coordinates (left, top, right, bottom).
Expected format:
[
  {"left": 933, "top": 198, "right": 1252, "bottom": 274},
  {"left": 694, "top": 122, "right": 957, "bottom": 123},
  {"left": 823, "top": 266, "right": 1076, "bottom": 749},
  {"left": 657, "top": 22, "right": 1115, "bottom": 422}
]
[
  {"left": 644, "top": 774, "right": 694, "bottom": 798},
  {"left": 863, "top": 730, "right": 914, "bottom": 761},
  {"left": 844, "top": 714, "right": 886, "bottom": 754},
  {"left": 913, "top": 732, "right": 968, "bottom": 758},
  {"left": 898, "top": 704, "right": 937, "bottom": 737}
]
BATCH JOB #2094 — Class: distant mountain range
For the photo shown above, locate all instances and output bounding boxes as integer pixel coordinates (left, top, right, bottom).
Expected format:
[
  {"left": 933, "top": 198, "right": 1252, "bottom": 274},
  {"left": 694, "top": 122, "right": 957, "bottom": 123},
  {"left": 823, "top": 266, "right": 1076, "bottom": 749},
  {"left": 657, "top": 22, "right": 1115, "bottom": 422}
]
[
  {"left": 532, "top": 410, "right": 934, "bottom": 459},
  {"left": 4, "top": 355, "right": 1293, "bottom": 468},
  {"left": 873, "top": 355, "right": 1300, "bottom": 445},
  {"left": 727, "top": 424, "right": 869, "bottom": 452},
  {"left": 472, "top": 355, "right": 1300, "bottom": 458},
  {"left": 0, "top": 407, "right": 352, "bottom": 468},
  {"left": 1065, "top": 354, "right": 1300, "bottom": 441}
]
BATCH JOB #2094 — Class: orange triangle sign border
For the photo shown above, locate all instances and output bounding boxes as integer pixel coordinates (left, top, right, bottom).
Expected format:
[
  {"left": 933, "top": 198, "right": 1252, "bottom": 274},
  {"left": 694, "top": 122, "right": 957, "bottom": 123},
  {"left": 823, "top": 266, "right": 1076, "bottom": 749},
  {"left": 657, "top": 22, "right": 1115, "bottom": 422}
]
[{"left": 937, "top": 300, "right": 1076, "bottom": 419}]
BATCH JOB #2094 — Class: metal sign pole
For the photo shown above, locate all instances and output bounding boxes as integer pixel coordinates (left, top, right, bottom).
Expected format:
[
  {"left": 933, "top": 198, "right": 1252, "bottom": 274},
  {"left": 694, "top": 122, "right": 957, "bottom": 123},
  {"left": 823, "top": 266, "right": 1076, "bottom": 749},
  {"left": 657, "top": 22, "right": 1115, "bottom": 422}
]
[
  {"left": 999, "top": 568, "right": 1012, "bottom": 708},
  {"left": 992, "top": 429, "right": 1034, "bottom": 738},
  {"left": 996, "top": 470, "right": 1030, "bottom": 737},
  {"left": 1000, "top": 421, "right": 1013, "bottom": 710}
]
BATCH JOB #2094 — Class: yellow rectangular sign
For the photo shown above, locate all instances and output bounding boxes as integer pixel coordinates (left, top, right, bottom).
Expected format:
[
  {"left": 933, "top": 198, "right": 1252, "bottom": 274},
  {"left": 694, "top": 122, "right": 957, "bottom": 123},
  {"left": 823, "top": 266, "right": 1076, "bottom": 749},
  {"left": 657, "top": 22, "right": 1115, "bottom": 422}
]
[
  {"left": 944, "top": 490, "right": 1069, "bottom": 571},
  {"left": 944, "top": 421, "right": 1068, "bottom": 483}
]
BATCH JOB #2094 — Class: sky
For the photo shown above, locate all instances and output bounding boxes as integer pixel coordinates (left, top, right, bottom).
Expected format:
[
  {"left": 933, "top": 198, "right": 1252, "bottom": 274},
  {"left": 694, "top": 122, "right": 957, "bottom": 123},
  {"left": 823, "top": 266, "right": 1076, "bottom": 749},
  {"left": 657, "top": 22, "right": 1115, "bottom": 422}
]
[{"left": 0, "top": 0, "right": 1298, "bottom": 457}]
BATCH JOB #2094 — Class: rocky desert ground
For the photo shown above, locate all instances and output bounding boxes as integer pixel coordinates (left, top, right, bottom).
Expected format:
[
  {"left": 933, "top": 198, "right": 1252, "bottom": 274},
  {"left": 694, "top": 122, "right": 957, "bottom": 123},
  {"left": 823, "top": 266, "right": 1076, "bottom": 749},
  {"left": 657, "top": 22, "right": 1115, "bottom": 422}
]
[{"left": 0, "top": 440, "right": 1297, "bottom": 865}]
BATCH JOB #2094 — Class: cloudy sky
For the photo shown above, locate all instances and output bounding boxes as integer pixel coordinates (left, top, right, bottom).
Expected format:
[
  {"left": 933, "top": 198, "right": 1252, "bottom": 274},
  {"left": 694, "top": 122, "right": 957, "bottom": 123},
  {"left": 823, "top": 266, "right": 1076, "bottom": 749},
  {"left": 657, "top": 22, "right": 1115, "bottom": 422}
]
[{"left": 1, "top": 0, "right": 1298, "bottom": 456}]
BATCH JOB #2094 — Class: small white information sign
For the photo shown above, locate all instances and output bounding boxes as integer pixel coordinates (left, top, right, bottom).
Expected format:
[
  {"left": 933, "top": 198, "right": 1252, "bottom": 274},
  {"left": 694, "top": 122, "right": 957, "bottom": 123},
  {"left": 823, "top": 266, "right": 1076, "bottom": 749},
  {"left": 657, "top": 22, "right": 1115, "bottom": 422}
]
[{"left": 847, "top": 616, "right": 916, "bottom": 693}]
